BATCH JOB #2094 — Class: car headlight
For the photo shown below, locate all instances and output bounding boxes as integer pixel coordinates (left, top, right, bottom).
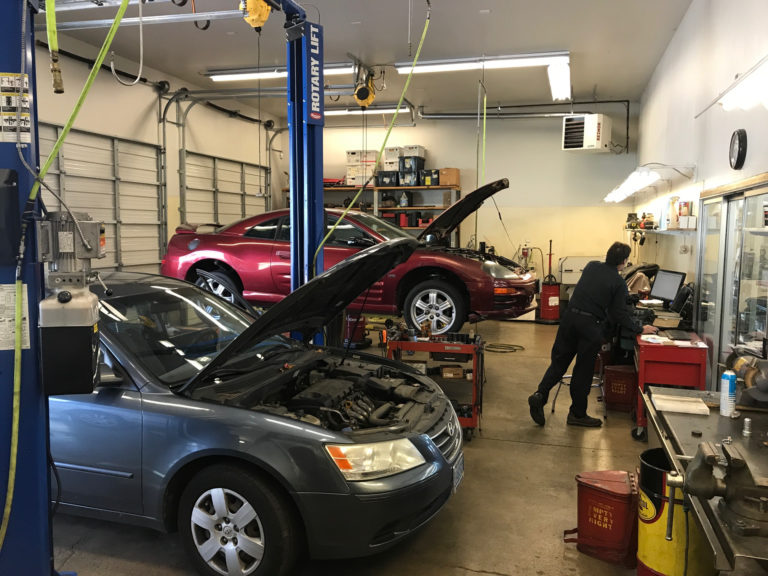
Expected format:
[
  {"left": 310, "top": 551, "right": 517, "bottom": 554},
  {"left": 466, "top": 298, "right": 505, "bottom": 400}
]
[
  {"left": 325, "top": 438, "right": 426, "bottom": 481},
  {"left": 482, "top": 260, "right": 520, "bottom": 279}
]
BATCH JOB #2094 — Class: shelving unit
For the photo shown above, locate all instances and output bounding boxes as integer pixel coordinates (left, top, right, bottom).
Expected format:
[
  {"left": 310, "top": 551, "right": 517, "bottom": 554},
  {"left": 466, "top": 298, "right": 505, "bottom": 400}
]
[
  {"left": 374, "top": 184, "right": 461, "bottom": 243},
  {"left": 282, "top": 186, "right": 375, "bottom": 210}
]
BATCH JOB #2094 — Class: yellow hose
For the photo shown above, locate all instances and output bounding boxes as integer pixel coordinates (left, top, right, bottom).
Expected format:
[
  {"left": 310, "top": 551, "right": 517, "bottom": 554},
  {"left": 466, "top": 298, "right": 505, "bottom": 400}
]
[
  {"left": 0, "top": 0, "right": 131, "bottom": 554},
  {"left": 312, "top": 6, "right": 432, "bottom": 275}
]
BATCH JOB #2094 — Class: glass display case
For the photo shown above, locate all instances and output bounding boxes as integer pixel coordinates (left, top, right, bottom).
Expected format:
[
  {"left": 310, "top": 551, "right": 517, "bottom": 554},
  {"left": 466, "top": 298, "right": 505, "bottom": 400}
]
[{"left": 698, "top": 188, "right": 768, "bottom": 389}]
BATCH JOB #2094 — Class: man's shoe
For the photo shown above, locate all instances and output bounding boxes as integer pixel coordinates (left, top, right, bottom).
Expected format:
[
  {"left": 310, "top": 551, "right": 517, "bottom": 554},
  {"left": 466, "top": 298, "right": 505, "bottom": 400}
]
[
  {"left": 528, "top": 392, "right": 545, "bottom": 426},
  {"left": 567, "top": 413, "right": 603, "bottom": 427}
]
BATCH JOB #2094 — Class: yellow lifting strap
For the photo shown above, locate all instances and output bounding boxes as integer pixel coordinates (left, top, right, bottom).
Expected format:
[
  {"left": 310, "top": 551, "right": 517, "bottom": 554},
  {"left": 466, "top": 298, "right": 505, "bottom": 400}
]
[{"left": 241, "top": 0, "right": 271, "bottom": 28}]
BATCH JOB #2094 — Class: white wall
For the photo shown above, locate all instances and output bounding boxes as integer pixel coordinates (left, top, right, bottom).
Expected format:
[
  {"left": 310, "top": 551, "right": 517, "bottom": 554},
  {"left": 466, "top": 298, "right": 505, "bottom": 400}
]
[
  {"left": 34, "top": 37, "right": 287, "bottom": 240},
  {"left": 633, "top": 0, "right": 768, "bottom": 277},
  {"left": 324, "top": 116, "right": 638, "bottom": 275}
]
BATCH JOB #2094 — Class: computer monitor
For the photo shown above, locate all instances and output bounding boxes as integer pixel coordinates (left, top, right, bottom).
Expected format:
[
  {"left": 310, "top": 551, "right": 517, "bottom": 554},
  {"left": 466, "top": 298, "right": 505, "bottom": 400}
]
[{"left": 649, "top": 269, "right": 686, "bottom": 304}]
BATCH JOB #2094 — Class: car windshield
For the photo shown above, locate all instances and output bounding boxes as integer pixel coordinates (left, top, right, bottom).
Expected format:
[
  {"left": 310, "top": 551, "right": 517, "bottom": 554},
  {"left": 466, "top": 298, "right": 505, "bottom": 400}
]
[
  {"left": 98, "top": 285, "right": 295, "bottom": 386},
  {"left": 349, "top": 212, "right": 415, "bottom": 240}
]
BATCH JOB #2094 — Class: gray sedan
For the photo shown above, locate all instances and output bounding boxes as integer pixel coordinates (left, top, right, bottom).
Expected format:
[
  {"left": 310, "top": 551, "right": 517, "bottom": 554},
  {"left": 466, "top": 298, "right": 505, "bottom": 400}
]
[{"left": 49, "top": 239, "right": 464, "bottom": 576}]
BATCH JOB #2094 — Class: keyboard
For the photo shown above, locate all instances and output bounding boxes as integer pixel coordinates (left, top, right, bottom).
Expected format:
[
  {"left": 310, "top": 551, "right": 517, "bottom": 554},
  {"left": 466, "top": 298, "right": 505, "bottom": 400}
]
[{"left": 660, "top": 329, "right": 692, "bottom": 341}]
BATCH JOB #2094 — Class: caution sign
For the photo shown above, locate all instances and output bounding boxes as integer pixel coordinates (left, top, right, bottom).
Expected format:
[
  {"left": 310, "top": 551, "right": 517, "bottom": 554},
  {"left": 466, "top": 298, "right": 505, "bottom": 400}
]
[
  {"left": 0, "top": 284, "right": 31, "bottom": 351},
  {"left": 0, "top": 73, "right": 31, "bottom": 144}
]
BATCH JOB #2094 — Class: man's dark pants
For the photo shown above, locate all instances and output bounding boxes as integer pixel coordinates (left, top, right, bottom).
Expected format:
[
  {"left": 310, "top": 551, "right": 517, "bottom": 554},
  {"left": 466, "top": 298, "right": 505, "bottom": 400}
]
[{"left": 535, "top": 310, "right": 603, "bottom": 417}]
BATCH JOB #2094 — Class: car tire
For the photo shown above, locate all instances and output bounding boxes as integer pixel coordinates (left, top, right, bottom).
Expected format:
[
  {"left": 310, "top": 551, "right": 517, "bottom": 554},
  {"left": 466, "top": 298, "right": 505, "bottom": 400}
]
[
  {"left": 404, "top": 280, "right": 466, "bottom": 335},
  {"left": 194, "top": 270, "right": 238, "bottom": 305},
  {"left": 178, "top": 464, "right": 302, "bottom": 576}
]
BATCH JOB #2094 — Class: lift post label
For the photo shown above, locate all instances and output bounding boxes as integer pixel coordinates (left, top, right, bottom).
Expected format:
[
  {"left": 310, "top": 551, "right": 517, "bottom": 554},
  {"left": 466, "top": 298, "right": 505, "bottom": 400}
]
[
  {"left": 0, "top": 284, "right": 30, "bottom": 350},
  {"left": 304, "top": 22, "right": 324, "bottom": 125},
  {"left": 0, "top": 73, "right": 31, "bottom": 143}
]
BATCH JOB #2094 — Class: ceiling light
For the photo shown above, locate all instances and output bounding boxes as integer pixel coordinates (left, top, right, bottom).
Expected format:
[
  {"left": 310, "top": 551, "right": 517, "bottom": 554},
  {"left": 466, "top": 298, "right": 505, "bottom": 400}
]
[
  {"left": 394, "top": 52, "right": 569, "bottom": 75},
  {"left": 547, "top": 62, "right": 571, "bottom": 101},
  {"left": 206, "top": 64, "right": 354, "bottom": 82},
  {"left": 604, "top": 164, "right": 695, "bottom": 203},
  {"left": 696, "top": 53, "right": 768, "bottom": 117},
  {"left": 604, "top": 168, "right": 661, "bottom": 203},
  {"left": 395, "top": 51, "right": 570, "bottom": 102},
  {"left": 325, "top": 107, "right": 408, "bottom": 116}
]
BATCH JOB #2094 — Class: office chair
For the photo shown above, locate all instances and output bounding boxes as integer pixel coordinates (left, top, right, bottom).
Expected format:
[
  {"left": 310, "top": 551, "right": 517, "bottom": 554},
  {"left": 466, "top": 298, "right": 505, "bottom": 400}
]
[{"left": 550, "top": 348, "right": 607, "bottom": 418}]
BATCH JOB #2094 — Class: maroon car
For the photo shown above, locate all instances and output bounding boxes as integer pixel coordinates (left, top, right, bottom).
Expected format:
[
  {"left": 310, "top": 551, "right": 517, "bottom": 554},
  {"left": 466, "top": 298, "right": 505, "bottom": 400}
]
[{"left": 161, "top": 179, "right": 537, "bottom": 334}]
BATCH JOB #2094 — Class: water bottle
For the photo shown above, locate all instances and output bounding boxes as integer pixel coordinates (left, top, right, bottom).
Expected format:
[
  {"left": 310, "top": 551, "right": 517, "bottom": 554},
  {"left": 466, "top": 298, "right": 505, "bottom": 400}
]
[{"left": 719, "top": 370, "right": 736, "bottom": 417}]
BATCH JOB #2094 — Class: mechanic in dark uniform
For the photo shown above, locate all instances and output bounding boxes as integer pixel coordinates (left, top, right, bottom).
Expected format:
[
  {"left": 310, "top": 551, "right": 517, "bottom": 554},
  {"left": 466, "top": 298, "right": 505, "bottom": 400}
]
[{"left": 528, "top": 242, "right": 658, "bottom": 427}]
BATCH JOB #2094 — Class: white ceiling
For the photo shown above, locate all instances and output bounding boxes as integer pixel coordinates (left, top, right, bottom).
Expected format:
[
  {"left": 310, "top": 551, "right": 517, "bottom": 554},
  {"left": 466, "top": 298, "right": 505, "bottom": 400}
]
[{"left": 44, "top": 0, "right": 693, "bottom": 120}]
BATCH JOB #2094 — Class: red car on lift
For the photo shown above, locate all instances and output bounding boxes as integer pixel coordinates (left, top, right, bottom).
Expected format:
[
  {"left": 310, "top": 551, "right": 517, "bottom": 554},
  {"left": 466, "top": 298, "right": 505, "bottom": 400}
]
[{"left": 161, "top": 178, "right": 538, "bottom": 334}]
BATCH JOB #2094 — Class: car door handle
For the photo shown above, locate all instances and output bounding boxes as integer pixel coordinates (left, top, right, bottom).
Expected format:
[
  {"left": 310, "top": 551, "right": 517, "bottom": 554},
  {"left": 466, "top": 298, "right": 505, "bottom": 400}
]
[{"left": 276, "top": 251, "right": 290, "bottom": 260}]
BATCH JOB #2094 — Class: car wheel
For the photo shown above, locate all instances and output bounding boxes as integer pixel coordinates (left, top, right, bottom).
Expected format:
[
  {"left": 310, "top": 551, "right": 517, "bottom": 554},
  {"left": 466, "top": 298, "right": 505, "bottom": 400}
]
[
  {"left": 178, "top": 465, "right": 302, "bottom": 576},
  {"left": 195, "top": 270, "right": 238, "bottom": 305},
  {"left": 404, "top": 280, "right": 466, "bottom": 335}
]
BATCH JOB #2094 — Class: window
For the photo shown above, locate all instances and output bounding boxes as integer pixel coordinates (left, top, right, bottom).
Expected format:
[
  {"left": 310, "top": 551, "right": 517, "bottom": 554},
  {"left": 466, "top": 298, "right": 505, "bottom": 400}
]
[
  {"left": 326, "top": 214, "right": 373, "bottom": 246},
  {"left": 244, "top": 217, "right": 280, "bottom": 239}
]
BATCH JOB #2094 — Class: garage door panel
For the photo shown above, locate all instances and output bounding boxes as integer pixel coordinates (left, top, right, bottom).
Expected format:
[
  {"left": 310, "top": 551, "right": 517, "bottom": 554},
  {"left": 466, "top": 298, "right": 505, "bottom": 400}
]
[
  {"left": 40, "top": 123, "right": 161, "bottom": 272},
  {"left": 119, "top": 166, "right": 159, "bottom": 185},
  {"left": 245, "top": 197, "right": 267, "bottom": 216},
  {"left": 119, "top": 181, "right": 158, "bottom": 200},
  {"left": 121, "top": 250, "right": 160, "bottom": 267},
  {"left": 186, "top": 175, "right": 216, "bottom": 190}
]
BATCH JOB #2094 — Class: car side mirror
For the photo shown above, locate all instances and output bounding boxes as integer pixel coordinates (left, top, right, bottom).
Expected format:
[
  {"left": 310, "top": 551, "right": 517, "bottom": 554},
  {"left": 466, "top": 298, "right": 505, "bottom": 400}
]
[
  {"left": 347, "top": 237, "right": 375, "bottom": 248},
  {"left": 422, "top": 233, "right": 438, "bottom": 246},
  {"left": 99, "top": 362, "right": 124, "bottom": 386}
]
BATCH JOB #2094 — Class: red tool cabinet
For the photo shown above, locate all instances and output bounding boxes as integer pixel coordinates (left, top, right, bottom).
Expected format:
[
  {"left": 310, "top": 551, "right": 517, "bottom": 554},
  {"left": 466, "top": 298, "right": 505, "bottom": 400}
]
[
  {"left": 387, "top": 336, "right": 484, "bottom": 439},
  {"left": 633, "top": 333, "right": 708, "bottom": 429}
]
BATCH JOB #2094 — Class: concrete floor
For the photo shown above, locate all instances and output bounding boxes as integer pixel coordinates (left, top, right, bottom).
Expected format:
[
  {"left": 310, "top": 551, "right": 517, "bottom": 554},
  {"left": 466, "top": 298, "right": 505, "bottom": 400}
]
[{"left": 52, "top": 319, "right": 767, "bottom": 576}]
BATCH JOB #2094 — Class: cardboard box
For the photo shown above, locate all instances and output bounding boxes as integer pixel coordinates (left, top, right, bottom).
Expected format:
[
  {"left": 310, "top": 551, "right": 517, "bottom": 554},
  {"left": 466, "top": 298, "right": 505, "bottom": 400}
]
[
  {"left": 382, "top": 160, "right": 400, "bottom": 171},
  {"left": 441, "top": 365, "right": 464, "bottom": 379},
  {"left": 403, "top": 144, "right": 426, "bottom": 158},
  {"left": 383, "top": 147, "right": 403, "bottom": 161},
  {"left": 439, "top": 167, "right": 460, "bottom": 186},
  {"left": 346, "top": 150, "right": 378, "bottom": 164}
]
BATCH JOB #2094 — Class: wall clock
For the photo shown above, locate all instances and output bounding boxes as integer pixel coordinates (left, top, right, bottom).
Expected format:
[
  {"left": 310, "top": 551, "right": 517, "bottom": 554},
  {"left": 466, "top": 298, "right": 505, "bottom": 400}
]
[{"left": 730, "top": 128, "right": 747, "bottom": 170}]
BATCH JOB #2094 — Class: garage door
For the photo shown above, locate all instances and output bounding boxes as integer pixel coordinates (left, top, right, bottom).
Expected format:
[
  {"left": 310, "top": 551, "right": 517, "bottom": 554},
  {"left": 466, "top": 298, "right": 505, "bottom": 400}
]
[
  {"left": 182, "top": 152, "right": 269, "bottom": 226},
  {"left": 38, "top": 124, "right": 162, "bottom": 273}
]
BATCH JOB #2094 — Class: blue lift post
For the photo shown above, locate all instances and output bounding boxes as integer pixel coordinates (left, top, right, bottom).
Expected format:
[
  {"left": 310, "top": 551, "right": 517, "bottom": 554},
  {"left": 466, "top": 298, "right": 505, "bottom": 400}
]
[
  {"left": 282, "top": 2, "right": 325, "bottom": 294},
  {"left": 0, "top": 1, "right": 53, "bottom": 575}
]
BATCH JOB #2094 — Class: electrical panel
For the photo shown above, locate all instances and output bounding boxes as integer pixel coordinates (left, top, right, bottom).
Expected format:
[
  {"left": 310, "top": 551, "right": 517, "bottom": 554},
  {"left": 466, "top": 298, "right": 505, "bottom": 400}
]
[{"left": 561, "top": 114, "right": 612, "bottom": 152}]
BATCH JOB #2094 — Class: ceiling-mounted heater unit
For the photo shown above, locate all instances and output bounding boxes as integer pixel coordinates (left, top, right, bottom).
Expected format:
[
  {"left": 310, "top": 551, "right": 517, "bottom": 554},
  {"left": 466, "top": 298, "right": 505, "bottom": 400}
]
[{"left": 562, "top": 114, "right": 612, "bottom": 152}]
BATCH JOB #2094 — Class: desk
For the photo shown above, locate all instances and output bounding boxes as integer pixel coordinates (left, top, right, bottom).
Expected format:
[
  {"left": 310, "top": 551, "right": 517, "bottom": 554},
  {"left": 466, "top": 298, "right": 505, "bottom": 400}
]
[
  {"left": 634, "top": 333, "right": 708, "bottom": 431},
  {"left": 642, "top": 386, "right": 768, "bottom": 572}
]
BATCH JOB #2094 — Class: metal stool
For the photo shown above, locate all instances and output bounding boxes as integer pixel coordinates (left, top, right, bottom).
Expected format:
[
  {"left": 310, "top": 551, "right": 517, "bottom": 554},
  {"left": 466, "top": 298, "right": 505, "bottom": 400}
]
[{"left": 551, "top": 351, "right": 607, "bottom": 418}]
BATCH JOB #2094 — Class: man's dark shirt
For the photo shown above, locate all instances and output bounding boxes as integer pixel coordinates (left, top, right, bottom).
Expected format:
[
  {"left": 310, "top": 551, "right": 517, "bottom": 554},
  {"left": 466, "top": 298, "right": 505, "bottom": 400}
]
[{"left": 568, "top": 261, "right": 641, "bottom": 334}]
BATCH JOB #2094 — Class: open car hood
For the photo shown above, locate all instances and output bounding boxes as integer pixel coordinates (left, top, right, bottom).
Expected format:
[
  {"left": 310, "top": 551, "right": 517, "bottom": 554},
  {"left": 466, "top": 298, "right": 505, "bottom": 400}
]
[
  {"left": 418, "top": 178, "right": 509, "bottom": 243},
  {"left": 178, "top": 237, "right": 418, "bottom": 393}
]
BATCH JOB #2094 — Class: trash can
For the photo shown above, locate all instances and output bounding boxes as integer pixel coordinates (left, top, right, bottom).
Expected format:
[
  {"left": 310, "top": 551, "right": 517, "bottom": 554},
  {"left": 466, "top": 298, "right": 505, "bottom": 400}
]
[
  {"left": 637, "top": 448, "right": 716, "bottom": 575},
  {"left": 563, "top": 470, "right": 638, "bottom": 568}
]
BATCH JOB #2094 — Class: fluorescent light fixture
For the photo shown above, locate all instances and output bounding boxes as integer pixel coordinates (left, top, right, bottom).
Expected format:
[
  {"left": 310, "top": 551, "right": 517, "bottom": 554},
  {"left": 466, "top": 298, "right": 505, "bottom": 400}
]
[
  {"left": 547, "top": 62, "right": 571, "bottom": 101},
  {"left": 207, "top": 64, "right": 354, "bottom": 82},
  {"left": 719, "top": 57, "right": 768, "bottom": 111},
  {"left": 604, "top": 168, "right": 661, "bottom": 203},
  {"left": 394, "top": 51, "right": 570, "bottom": 102},
  {"left": 325, "top": 107, "right": 408, "bottom": 116},
  {"left": 394, "top": 52, "right": 569, "bottom": 74}
]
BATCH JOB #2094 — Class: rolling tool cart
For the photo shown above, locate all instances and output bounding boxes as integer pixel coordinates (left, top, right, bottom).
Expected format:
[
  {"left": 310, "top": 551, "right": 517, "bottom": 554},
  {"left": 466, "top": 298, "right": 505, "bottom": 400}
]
[{"left": 387, "top": 333, "right": 484, "bottom": 439}]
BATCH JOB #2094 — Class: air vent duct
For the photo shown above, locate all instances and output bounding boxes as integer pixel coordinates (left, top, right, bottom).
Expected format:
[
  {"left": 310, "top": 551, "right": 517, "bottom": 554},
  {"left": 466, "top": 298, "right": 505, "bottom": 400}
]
[{"left": 562, "top": 114, "right": 611, "bottom": 152}]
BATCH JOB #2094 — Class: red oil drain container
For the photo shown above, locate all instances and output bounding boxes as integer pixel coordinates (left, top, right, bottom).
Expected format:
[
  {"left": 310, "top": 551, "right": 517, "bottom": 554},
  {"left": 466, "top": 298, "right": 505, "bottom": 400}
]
[{"left": 563, "top": 470, "right": 638, "bottom": 568}]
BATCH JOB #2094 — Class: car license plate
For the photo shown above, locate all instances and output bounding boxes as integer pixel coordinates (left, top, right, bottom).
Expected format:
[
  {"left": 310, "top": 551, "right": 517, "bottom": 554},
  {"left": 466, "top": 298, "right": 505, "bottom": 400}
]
[{"left": 452, "top": 453, "right": 464, "bottom": 493}]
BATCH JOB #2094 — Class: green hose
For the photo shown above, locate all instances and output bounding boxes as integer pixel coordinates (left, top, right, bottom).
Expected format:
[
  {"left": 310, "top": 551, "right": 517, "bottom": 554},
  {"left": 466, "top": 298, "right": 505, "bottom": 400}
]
[
  {"left": 312, "top": 6, "right": 432, "bottom": 275},
  {"left": 0, "top": 0, "right": 131, "bottom": 554}
]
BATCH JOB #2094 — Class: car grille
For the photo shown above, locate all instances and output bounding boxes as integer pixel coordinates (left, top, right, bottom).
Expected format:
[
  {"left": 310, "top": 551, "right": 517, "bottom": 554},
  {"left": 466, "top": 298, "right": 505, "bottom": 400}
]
[{"left": 427, "top": 403, "right": 463, "bottom": 463}]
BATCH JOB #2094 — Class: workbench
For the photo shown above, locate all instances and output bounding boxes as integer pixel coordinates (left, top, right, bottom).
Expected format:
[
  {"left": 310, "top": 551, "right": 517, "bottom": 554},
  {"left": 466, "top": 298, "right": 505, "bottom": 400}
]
[
  {"left": 387, "top": 335, "right": 483, "bottom": 439},
  {"left": 633, "top": 333, "right": 708, "bottom": 437},
  {"left": 643, "top": 386, "right": 768, "bottom": 572}
]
